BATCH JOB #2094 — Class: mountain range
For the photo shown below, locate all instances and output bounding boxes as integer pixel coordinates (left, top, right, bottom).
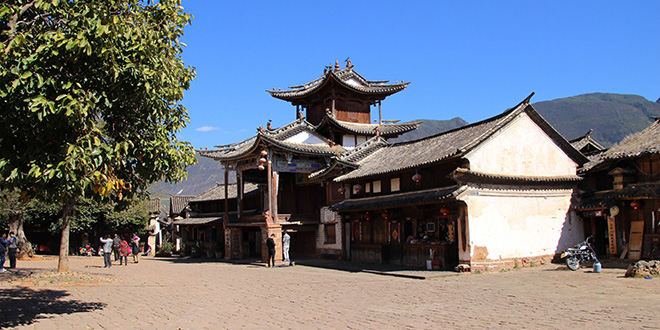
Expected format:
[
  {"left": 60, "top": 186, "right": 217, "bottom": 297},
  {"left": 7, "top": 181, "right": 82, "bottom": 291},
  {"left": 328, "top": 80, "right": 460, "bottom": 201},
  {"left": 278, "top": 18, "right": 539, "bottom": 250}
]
[{"left": 148, "top": 93, "right": 660, "bottom": 198}]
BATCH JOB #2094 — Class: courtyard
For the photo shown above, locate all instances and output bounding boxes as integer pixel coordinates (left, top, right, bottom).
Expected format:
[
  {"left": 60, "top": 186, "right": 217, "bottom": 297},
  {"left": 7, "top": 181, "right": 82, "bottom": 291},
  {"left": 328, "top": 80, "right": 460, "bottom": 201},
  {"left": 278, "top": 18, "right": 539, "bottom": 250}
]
[{"left": 0, "top": 256, "right": 658, "bottom": 329}]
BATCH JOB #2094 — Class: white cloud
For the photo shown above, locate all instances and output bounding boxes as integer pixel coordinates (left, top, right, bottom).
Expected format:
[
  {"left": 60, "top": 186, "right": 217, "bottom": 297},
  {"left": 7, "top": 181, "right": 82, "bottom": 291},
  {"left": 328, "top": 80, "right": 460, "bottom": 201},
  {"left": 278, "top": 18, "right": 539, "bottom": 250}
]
[{"left": 196, "top": 126, "right": 219, "bottom": 132}]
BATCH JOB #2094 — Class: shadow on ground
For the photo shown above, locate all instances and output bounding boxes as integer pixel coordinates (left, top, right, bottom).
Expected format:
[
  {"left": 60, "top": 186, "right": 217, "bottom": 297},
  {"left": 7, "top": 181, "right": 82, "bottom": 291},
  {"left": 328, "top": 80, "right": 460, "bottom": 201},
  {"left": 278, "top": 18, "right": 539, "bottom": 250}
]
[{"left": 0, "top": 287, "right": 105, "bottom": 328}]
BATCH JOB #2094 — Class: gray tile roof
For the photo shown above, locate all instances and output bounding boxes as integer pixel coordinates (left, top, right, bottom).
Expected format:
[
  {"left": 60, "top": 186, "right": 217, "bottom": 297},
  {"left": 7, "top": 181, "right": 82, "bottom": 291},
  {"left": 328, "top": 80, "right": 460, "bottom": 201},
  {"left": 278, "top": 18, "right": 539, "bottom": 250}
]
[
  {"left": 580, "top": 119, "right": 660, "bottom": 172},
  {"left": 450, "top": 168, "right": 582, "bottom": 185},
  {"left": 268, "top": 66, "right": 409, "bottom": 99},
  {"left": 170, "top": 195, "right": 194, "bottom": 215},
  {"left": 574, "top": 182, "right": 660, "bottom": 210},
  {"left": 173, "top": 216, "right": 223, "bottom": 226},
  {"left": 330, "top": 185, "right": 466, "bottom": 212},
  {"left": 570, "top": 129, "right": 605, "bottom": 154},
  {"left": 334, "top": 94, "right": 588, "bottom": 182},
  {"left": 190, "top": 182, "right": 259, "bottom": 202},
  {"left": 602, "top": 119, "right": 660, "bottom": 159}
]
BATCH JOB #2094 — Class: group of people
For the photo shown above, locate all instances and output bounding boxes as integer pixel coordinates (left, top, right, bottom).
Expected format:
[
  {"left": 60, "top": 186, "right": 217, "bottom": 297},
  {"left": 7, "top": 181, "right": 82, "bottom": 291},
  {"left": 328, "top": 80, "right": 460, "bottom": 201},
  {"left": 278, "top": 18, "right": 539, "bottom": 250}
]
[
  {"left": 99, "top": 234, "right": 142, "bottom": 268},
  {"left": 265, "top": 229, "right": 291, "bottom": 268},
  {"left": 0, "top": 232, "right": 18, "bottom": 272}
]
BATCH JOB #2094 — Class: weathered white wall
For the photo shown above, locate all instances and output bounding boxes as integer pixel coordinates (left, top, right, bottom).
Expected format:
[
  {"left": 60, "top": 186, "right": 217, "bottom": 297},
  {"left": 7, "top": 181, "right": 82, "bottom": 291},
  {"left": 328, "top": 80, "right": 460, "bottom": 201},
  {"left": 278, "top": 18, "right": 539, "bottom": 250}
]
[
  {"left": 467, "top": 113, "right": 577, "bottom": 177},
  {"left": 285, "top": 131, "right": 326, "bottom": 145},
  {"left": 316, "top": 207, "right": 343, "bottom": 256},
  {"left": 458, "top": 188, "right": 584, "bottom": 260}
]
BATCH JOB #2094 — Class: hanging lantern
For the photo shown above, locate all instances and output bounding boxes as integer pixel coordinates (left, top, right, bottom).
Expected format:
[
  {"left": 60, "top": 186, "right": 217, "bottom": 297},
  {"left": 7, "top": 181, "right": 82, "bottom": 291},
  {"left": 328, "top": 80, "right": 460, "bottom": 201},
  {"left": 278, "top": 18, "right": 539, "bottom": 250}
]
[
  {"left": 363, "top": 212, "right": 371, "bottom": 221},
  {"left": 259, "top": 157, "right": 267, "bottom": 164},
  {"left": 260, "top": 150, "right": 268, "bottom": 157},
  {"left": 412, "top": 172, "right": 422, "bottom": 187},
  {"left": 630, "top": 201, "right": 640, "bottom": 210},
  {"left": 440, "top": 206, "right": 450, "bottom": 219},
  {"left": 258, "top": 164, "right": 265, "bottom": 171},
  {"left": 382, "top": 212, "right": 390, "bottom": 221},
  {"left": 353, "top": 184, "right": 363, "bottom": 194},
  {"left": 338, "top": 186, "right": 346, "bottom": 196}
]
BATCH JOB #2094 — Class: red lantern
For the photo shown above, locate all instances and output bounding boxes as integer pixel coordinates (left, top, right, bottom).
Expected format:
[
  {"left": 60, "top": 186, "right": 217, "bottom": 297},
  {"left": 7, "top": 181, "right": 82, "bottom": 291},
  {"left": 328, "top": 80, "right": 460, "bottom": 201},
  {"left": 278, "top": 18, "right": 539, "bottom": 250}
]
[
  {"left": 630, "top": 201, "right": 640, "bottom": 210},
  {"left": 258, "top": 164, "right": 265, "bottom": 171},
  {"left": 382, "top": 212, "right": 390, "bottom": 221},
  {"left": 260, "top": 150, "right": 268, "bottom": 157},
  {"left": 259, "top": 157, "right": 267, "bottom": 164},
  {"left": 338, "top": 186, "right": 346, "bottom": 196},
  {"left": 364, "top": 212, "right": 371, "bottom": 221},
  {"left": 440, "top": 206, "right": 450, "bottom": 218},
  {"left": 353, "top": 184, "right": 362, "bottom": 194},
  {"left": 412, "top": 172, "right": 422, "bottom": 187}
]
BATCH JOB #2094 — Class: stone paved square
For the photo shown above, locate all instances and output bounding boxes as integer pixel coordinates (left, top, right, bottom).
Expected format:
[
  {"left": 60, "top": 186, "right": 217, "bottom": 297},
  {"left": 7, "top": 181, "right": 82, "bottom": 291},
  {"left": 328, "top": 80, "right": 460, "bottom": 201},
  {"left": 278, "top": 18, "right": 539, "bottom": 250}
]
[{"left": 1, "top": 256, "right": 659, "bottom": 329}]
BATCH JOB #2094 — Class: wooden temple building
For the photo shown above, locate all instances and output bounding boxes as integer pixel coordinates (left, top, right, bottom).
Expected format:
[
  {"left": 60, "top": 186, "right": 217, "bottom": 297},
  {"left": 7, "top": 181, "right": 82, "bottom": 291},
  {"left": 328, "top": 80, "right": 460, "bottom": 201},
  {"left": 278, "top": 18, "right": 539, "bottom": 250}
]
[{"left": 198, "top": 61, "right": 590, "bottom": 271}]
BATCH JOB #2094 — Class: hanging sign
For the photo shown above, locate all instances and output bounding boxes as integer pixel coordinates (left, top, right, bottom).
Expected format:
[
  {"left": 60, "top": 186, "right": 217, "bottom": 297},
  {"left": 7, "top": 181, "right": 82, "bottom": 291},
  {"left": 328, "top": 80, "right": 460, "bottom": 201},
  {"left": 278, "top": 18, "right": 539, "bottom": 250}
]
[{"left": 607, "top": 216, "right": 617, "bottom": 255}]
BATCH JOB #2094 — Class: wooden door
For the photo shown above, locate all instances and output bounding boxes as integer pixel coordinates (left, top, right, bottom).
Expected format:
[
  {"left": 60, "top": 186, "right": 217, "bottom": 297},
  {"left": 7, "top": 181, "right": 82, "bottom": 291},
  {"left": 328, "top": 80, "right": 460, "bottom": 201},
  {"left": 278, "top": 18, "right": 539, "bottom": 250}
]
[{"left": 628, "top": 220, "right": 644, "bottom": 259}]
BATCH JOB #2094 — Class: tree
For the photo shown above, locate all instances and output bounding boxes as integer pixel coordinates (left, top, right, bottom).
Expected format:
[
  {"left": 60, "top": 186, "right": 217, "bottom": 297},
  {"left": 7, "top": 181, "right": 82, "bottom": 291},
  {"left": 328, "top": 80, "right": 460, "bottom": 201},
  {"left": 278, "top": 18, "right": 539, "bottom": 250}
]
[
  {"left": 0, "top": 190, "right": 36, "bottom": 259},
  {"left": 0, "top": 0, "right": 197, "bottom": 272}
]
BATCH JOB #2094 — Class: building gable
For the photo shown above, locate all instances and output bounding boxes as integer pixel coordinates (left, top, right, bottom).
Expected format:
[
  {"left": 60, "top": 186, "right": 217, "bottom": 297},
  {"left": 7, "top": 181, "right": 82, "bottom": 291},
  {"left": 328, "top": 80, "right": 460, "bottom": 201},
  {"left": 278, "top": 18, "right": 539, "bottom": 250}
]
[{"left": 466, "top": 112, "right": 578, "bottom": 177}]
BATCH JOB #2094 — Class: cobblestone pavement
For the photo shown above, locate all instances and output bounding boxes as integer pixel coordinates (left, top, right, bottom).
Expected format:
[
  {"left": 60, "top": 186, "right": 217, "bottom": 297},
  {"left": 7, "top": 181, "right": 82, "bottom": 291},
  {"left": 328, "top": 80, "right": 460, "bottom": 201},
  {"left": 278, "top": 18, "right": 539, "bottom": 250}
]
[{"left": 1, "top": 256, "right": 659, "bottom": 329}]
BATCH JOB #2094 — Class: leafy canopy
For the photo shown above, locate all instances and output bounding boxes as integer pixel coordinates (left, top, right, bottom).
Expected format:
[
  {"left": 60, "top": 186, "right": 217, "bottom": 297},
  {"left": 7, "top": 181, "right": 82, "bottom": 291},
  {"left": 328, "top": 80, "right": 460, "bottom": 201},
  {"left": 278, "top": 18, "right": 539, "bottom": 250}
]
[{"left": 0, "top": 0, "right": 197, "bottom": 204}]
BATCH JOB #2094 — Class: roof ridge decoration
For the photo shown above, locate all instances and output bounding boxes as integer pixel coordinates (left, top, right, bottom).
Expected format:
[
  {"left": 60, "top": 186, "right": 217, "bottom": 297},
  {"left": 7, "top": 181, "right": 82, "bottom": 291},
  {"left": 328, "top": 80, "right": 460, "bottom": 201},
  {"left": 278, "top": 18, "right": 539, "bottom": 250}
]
[{"left": 339, "top": 135, "right": 389, "bottom": 163}]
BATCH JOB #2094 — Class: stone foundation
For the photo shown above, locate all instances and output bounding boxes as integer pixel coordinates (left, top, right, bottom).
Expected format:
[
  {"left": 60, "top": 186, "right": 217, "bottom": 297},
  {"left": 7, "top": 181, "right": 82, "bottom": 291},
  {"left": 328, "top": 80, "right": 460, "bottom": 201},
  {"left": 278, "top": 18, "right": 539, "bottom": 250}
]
[
  {"left": 469, "top": 254, "right": 555, "bottom": 272},
  {"left": 625, "top": 260, "right": 660, "bottom": 277}
]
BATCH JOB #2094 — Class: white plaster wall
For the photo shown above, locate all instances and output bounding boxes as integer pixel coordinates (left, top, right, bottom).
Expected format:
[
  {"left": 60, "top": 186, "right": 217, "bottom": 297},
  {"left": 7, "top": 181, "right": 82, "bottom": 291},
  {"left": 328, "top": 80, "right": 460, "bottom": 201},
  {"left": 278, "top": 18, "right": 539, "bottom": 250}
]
[
  {"left": 466, "top": 113, "right": 576, "bottom": 177},
  {"left": 458, "top": 188, "right": 584, "bottom": 260},
  {"left": 285, "top": 131, "right": 326, "bottom": 145}
]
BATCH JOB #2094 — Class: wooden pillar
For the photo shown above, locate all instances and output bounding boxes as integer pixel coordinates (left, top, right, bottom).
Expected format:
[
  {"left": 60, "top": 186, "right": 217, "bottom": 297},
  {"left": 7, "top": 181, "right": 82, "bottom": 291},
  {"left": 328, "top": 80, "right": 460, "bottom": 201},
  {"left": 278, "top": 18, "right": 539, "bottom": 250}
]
[
  {"left": 237, "top": 169, "right": 243, "bottom": 218},
  {"left": 267, "top": 149, "right": 273, "bottom": 217},
  {"left": 224, "top": 164, "right": 229, "bottom": 224},
  {"left": 378, "top": 100, "right": 382, "bottom": 125},
  {"left": 272, "top": 171, "right": 279, "bottom": 222}
]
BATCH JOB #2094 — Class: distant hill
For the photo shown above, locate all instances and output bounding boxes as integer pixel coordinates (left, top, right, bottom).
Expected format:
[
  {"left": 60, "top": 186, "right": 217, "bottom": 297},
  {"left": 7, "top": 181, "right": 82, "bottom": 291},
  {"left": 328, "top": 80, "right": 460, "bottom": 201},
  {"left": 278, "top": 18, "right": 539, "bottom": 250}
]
[
  {"left": 533, "top": 93, "right": 660, "bottom": 148},
  {"left": 147, "top": 153, "right": 233, "bottom": 198},
  {"left": 389, "top": 117, "right": 469, "bottom": 143}
]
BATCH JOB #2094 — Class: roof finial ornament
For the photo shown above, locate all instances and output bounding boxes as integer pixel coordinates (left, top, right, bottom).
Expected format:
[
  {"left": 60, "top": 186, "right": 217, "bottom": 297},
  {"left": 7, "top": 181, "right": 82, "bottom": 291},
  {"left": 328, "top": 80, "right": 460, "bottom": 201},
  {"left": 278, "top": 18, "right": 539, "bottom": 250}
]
[
  {"left": 334, "top": 60, "right": 339, "bottom": 71},
  {"left": 267, "top": 120, "right": 272, "bottom": 130},
  {"left": 345, "top": 57, "right": 352, "bottom": 68},
  {"left": 323, "top": 67, "right": 327, "bottom": 75},
  {"left": 297, "top": 109, "right": 303, "bottom": 119},
  {"left": 523, "top": 92, "right": 535, "bottom": 104}
]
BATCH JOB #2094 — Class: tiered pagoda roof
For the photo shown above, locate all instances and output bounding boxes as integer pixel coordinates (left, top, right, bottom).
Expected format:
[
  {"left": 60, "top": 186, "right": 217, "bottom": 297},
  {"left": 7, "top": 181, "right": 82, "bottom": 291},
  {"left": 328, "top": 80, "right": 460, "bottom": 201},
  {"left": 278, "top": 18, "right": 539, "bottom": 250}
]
[
  {"left": 268, "top": 63, "right": 409, "bottom": 102},
  {"left": 315, "top": 110, "right": 419, "bottom": 138},
  {"left": 569, "top": 129, "right": 605, "bottom": 155},
  {"left": 198, "top": 118, "right": 346, "bottom": 161}
]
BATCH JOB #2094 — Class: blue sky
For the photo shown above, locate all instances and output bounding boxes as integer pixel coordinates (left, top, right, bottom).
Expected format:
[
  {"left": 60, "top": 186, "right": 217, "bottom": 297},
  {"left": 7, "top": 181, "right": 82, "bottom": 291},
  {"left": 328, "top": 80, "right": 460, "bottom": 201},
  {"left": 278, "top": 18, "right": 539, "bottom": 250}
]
[{"left": 177, "top": 1, "right": 659, "bottom": 150}]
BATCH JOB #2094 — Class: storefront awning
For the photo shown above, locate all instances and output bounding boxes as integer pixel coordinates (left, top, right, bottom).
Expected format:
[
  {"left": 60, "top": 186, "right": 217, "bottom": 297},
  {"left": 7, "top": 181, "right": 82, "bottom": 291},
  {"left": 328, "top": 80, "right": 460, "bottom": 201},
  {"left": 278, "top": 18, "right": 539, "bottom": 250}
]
[{"left": 329, "top": 185, "right": 465, "bottom": 212}]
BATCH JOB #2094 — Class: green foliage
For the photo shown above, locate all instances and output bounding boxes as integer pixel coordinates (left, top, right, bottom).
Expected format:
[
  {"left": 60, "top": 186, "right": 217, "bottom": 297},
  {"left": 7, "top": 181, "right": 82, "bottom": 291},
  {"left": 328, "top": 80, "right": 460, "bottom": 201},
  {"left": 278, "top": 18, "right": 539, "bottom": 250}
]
[
  {"left": 0, "top": 0, "right": 197, "bottom": 204},
  {"left": 158, "top": 241, "right": 174, "bottom": 253}
]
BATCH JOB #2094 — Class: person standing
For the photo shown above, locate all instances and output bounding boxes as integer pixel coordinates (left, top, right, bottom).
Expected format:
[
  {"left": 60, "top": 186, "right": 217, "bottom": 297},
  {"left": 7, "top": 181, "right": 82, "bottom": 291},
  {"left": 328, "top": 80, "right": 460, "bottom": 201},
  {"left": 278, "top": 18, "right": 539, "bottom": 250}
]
[
  {"left": 7, "top": 232, "right": 18, "bottom": 269},
  {"left": 282, "top": 230, "right": 290, "bottom": 263},
  {"left": 131, "top": 235, "right": 140, "bottom": 263},
  {"left": 0, "top": 233, "right": 8, "bottom": 272},
  {"left": 266, "top": 233, "right": 276, "bottom": 267},
  {"left": 99, "top": 235, "right": 113, "bottom": 268},
  {"left": 118, "top": 239, "right": 130, "bottom": 266},
  {"left": 112, "top": 234, "right": 122, "bottom": 262}
]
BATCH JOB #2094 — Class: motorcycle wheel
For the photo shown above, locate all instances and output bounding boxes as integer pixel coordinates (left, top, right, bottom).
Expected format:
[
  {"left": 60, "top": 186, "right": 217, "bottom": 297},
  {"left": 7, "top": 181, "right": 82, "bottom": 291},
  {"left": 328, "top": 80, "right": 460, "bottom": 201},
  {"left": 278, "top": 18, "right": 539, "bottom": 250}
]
[{"left": 566, "top": 256, "right": 580, "bottom": 271}]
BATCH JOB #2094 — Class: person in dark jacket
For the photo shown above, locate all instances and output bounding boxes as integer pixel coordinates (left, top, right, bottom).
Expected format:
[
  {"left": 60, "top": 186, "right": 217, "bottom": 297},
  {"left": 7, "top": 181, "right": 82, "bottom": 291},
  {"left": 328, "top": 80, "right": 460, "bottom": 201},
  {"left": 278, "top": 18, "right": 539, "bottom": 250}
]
[
  {"left": 266, "top": 234, "right": 276, "bottom": 267},
  {"left": 112, "top": 234, "right": 122, "bottom": 262},
  {"left": 0, "top": 233, "right": 8, "bottom": 272}
]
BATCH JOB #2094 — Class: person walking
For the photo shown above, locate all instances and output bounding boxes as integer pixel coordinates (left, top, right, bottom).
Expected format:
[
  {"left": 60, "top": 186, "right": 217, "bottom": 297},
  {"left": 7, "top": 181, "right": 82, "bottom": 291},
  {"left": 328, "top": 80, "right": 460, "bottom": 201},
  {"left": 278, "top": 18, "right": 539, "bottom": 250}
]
[
  {"left": 282, "top": 230, "right": 290, "bottom": 263},
  {"left": 7, "top": 232, "right": 18, "bottom": 269},
  {"left": 99, "top": 235, "right": 113, "bottom": 268},
  {"left": 266, "top": 233, "right": 276, "bottom": 267},
  {"left": 0, "top": 233, "right": 8, "bottom": 272},
  {"left": 112, "top": 234, "right": 122, "bottom": 262},
  {"left": 130, "top": 235, "right": 140, "bottom": 263},
  {"left": 118, "top": 239, "right": 130, "bottom": 266}
]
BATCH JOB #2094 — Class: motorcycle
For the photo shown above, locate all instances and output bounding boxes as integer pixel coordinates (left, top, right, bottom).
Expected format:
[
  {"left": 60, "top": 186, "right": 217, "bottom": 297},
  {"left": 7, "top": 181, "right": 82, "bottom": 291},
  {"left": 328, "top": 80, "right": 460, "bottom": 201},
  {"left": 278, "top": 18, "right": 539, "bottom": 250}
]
[{"left": 561, "top": 236, "right": 598, "bottom": 271}]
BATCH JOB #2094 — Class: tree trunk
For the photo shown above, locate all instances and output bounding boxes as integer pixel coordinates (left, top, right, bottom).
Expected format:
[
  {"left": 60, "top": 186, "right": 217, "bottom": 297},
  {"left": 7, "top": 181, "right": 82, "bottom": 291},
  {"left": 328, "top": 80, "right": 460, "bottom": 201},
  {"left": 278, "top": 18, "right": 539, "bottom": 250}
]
[
  {"left": 8, "top": 211, "right": 34, "bottom": 258},
  {"left": 57, "top": 202, "right": 74, "bottom": 272}
]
